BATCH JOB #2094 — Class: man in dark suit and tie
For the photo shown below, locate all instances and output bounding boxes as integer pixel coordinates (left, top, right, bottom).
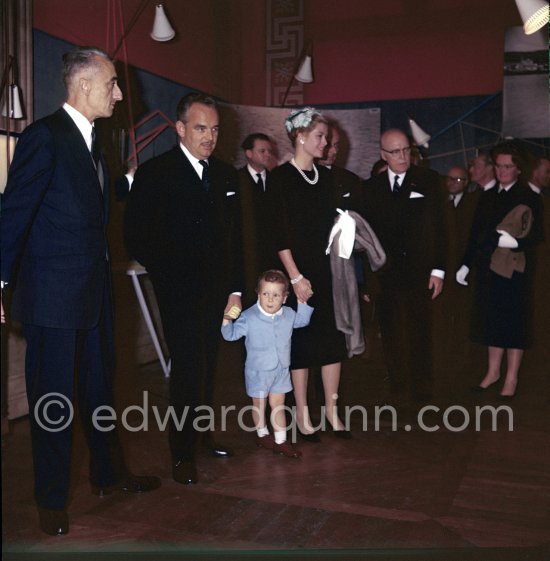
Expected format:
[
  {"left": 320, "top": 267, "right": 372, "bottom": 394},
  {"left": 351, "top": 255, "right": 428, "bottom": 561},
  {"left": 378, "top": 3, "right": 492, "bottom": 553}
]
[
  {"left": 124, "top": 93, "right": 243, "bottom": 485},
  {"left": 0, "top": 47, "right": 160, "bottom": 536},
  {"left": 238, "top": 133, "right": 276, "bottom": 305},
  {"left": 362, "top": 129, "right": 446, "bottom": 403}
]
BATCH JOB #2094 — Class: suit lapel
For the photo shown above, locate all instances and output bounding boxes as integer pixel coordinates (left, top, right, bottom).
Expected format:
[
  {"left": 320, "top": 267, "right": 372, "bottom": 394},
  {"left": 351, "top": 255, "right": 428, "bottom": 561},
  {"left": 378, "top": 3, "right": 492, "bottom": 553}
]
[
  {"left": 400, "top": 171, "right": 414, "bottom": 198},
  {"left": 56, "top": 109, "right": 96, "bottom": 175},
  {"left": 56, "top": 109, "right": 104, "bottom": 203}
]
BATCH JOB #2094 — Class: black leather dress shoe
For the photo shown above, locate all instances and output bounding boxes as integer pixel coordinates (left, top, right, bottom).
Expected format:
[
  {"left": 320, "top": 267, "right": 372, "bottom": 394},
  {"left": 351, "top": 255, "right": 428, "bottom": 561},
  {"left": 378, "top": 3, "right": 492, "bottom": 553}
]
[
  {"left": 202, "top": 434, "right": 234, "bottom": 458},
  {"left": 38, "top": 507, "right": 69, "bottom": 536},
  {"left": 92, "top": 474, "right": 161, "bottom": 497},
  {"left": 173, "top": 459, "right": 198, "bottom": 484}
]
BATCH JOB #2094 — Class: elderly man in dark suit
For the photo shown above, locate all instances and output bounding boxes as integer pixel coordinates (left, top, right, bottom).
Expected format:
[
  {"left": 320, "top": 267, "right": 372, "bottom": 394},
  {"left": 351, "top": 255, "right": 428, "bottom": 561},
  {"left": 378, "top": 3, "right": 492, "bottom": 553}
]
[
  {"left": 362, "top": 129, "right": 446, "bottom": 404},
  {"left": 0, "top": 47, "right": 160, "bottom": 536},
  {"left": 124, "top": 93, "right": 243, "bottom": 485}
]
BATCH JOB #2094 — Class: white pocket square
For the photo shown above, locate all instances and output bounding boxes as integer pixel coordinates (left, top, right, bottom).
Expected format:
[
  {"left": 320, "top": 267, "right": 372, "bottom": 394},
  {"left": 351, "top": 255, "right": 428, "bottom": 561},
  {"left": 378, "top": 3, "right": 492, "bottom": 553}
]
[
  {"left": 342, "top": 192, "right": 351, "bottom": 198},
  {"left": 226, "top": 191, "right": 236, "bottom": 196},
  {"left": 409, "top": 191, "right": 424, "bottom": 198}
]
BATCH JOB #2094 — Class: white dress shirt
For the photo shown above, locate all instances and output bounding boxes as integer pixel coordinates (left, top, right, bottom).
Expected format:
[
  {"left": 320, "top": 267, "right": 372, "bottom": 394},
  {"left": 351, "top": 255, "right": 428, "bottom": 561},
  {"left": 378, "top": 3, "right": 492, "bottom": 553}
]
[
  {"left": 63, "top": 102, "right": 94, "bottom": 151},
  {"left": 247, "top": 164, "right": 266, "bottom": 190},
  {"left": 388, "top": 170, "right": 406, "bottom": 191},
  {"left": 180, "top": 143, "right": 208, "bottom": 179}
]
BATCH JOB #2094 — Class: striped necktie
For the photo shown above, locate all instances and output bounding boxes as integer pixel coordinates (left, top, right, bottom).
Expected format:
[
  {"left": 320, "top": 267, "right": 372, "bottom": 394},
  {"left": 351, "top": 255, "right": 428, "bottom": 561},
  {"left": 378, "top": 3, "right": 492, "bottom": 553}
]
[{"left": 393, "top": 174, "right": 401, "bottom": 195}]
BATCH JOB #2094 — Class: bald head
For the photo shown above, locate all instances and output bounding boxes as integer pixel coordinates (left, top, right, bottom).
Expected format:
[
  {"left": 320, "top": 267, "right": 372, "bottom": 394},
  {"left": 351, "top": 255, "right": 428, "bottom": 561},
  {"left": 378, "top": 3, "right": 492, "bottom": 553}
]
[{"left": 445, "top": 166, "right": 469, "bottom": 195}]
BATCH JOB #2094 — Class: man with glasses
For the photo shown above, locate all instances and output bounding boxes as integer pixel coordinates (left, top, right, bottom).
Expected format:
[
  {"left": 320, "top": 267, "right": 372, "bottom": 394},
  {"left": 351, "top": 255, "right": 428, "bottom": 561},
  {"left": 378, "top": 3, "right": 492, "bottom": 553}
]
[
  {"left": 438, "top": 166, "right": 479, "bottom": 359},
  {"left": 361, "top": 129, "right": 446, "bottom": 405}
]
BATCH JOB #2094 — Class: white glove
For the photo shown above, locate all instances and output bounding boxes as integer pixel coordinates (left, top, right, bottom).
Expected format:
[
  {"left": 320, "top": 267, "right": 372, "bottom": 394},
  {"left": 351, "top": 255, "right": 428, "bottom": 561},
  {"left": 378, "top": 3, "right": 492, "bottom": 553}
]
[
  {"left": 496, "top": 230, "right": 518, "bottom": 249},
  {"left": 455, "top": 265, "right": 470, "bottom": 286}
]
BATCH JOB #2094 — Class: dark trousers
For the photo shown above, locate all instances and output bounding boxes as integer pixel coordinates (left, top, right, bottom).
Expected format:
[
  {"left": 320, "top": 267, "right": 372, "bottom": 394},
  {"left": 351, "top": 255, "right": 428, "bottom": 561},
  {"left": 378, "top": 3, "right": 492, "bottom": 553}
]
[
  {"left": 151, "top": 275, "right": 224, "bottom": 461},
  {"left": 24, "top": 307, "right": 126, "bottom": 510},
  {"left": 377, "top": 286, "right": 433, "bottom": 401}
]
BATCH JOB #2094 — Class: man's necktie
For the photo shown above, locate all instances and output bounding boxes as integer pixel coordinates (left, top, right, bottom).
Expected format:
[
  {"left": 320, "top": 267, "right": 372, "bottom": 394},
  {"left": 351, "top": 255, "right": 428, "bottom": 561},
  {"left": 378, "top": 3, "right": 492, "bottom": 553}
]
[
  {"left": 199, "top": 160, "right": 210, "bottom": 191},
  {"left": 256, "top": 173, "right": 264, "bottom": 191},
  {"left": 91, "top": 127, "right": 100, "bottom": 168},
  {"left": 393, "top": 174, "right": 401, "bottom": 195},
  {"left": 91, "top": 126, "right": 104, "bottom": 192}
]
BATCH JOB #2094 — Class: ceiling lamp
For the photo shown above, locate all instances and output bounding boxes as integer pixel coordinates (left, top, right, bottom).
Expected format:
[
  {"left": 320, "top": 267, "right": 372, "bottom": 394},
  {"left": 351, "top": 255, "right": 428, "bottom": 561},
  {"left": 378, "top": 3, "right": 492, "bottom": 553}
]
[
  {"left": 514, "top": 0, "right": 549, "bottom": 34},
  {"left": 151, "top": 4, "right": 176, "bottom": 42}
]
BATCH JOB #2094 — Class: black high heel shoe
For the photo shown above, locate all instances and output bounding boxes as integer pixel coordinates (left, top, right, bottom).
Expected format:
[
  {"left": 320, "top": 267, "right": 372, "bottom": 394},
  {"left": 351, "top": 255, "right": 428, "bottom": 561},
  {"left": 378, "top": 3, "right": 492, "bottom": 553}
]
[
  {"left": 332, "top": 429, "right": 352, "bottom": 440},
  {"left": 297, "top": 429, "right": 321, "bottom": 443},
  {"left": 327, "top": 424, "right": 352, "bottom": 439},
  {"left": 471, "top": 378, "right": 500, "bottom": 392}
]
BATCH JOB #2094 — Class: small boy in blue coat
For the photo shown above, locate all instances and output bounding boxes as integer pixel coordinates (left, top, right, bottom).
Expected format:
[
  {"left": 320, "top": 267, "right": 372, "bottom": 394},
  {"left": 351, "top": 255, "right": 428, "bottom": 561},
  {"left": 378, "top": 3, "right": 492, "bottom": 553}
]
[{"left": 222, "top": 270, "right": 313, "bottom": 458}]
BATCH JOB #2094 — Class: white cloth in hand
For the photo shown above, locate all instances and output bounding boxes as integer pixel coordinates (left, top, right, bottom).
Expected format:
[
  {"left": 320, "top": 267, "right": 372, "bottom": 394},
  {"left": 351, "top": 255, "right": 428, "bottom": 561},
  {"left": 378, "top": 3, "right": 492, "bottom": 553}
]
[
  {"left": 326, "top": 209, "right": 356, "bottom": 259},
  {"left": 455, "top": 264, "right": 470, "bottom": 286},
  {"left": 496, "top": 229, "right": 519, "bottom": 249}
]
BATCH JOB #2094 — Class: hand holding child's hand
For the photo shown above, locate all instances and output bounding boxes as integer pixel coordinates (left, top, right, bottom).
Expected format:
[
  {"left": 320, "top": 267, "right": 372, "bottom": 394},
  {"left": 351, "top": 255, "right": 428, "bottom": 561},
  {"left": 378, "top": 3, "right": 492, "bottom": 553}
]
[{"left": 224, "top": 305, "right": 241, "bottom": 321}]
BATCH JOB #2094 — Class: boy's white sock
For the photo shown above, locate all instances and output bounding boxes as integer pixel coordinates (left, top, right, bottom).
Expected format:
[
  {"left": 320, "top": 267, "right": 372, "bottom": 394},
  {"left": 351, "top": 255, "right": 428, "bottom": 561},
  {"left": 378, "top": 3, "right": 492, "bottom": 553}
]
[
  {"left": 257, "top": 426, "right": 269, "bottom": 437},
  {"left": 274, "top": 430, "right": 286, "bottom": 444}
]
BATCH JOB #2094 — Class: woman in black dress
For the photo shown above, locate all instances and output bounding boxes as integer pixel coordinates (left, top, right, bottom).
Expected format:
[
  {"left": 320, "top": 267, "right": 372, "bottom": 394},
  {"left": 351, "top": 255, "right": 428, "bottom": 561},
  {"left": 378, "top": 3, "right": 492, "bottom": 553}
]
[
  {"left": 269, "top": 108, "right": 348, "bottom": 439},
  {"left": 456, "top": 144, "right": 543, "bottom": 398}
]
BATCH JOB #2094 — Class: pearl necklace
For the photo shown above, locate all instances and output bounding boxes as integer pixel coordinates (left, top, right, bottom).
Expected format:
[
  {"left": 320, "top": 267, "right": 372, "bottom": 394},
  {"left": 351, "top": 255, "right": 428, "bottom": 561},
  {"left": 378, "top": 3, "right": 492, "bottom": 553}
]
[{"left": 290, "top": 158, "right": 319, "bottom": 185}]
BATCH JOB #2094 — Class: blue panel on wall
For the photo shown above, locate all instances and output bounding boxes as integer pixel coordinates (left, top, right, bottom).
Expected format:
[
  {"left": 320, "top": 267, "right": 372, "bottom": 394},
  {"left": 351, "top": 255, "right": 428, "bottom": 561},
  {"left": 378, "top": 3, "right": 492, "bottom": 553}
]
[
  {"left": 33, "top": 30, "right": 195, "bottom": 166},
  {"left": 34, "top": 30, "right": 549, "bottom": 177}
]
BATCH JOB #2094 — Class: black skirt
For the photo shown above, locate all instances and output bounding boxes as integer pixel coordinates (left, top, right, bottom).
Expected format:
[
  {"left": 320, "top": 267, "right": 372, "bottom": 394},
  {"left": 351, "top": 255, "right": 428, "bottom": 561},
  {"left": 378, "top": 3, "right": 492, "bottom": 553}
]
[{"left": 471, "top": 269, "right": 531, "bottom": 349}]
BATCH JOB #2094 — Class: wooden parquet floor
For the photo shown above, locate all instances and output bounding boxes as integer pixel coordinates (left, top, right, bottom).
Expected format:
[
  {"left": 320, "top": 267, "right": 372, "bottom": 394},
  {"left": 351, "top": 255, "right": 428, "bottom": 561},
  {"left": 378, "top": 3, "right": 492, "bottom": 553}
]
[{"left": 3, "top": 257, "right": 550, "bottom": 561}]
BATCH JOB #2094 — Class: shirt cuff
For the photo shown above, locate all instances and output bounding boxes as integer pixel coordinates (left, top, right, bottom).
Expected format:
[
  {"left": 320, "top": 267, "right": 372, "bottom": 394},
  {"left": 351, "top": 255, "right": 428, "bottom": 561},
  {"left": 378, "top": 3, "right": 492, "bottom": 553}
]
[{"left": 430, "top": 269, "right": 445, "bottom": 280}]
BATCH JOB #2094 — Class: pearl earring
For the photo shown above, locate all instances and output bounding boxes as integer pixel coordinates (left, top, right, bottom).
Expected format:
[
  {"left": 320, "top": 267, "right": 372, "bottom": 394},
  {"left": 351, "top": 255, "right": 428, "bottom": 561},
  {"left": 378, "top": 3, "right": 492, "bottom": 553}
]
[{"left": 299, "top": 138, "right": 305, "bottom": 145}]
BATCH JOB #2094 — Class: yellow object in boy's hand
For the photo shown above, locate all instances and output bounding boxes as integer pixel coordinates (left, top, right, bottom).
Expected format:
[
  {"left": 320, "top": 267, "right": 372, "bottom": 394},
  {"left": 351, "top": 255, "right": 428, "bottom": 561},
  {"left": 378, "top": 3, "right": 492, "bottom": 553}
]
[{"left": 224, "top": 305, "right": 241, "bottom": 320}]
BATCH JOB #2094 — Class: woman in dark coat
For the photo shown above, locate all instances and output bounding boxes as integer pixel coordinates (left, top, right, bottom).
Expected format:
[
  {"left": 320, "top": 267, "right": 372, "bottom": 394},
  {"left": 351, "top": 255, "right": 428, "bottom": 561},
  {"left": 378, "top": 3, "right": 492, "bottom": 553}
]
[
  {"left": 456, "top": 144, "right": 543, "bottom": 398},
  {"left": 268, "top": 108, "right": 348, "bottom": 439}
]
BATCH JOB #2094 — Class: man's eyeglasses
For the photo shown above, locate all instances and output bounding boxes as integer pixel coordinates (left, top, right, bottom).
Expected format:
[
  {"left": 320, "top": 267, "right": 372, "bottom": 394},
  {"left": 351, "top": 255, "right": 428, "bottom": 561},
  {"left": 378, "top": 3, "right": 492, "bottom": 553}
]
[
  {"left": 381, "top": 146, "right": 412, "bottom": 157},
  {"left": 447, "top": 176, "right": 468, "bottom": 183}
]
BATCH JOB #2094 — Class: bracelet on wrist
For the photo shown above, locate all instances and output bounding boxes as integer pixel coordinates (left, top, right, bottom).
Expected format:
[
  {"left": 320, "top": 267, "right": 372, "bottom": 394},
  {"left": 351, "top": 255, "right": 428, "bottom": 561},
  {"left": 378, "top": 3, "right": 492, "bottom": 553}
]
[{"left": 290, "top": 274, "right": 303, "bottom": 285}]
